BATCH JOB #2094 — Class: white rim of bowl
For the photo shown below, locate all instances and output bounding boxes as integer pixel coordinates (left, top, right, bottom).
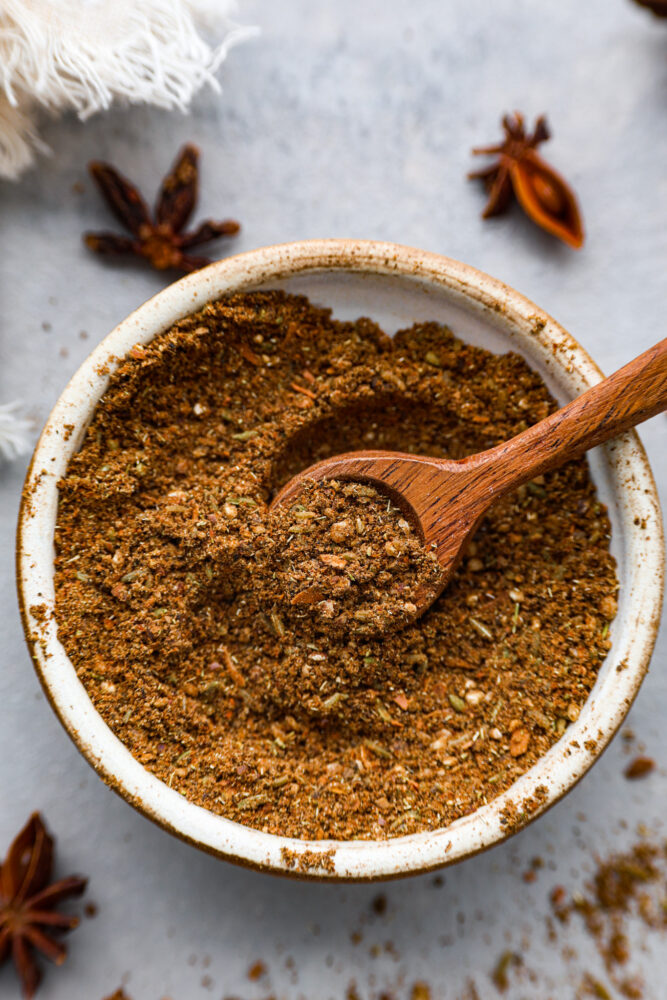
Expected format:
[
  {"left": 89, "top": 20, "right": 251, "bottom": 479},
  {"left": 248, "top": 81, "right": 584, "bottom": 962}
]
[{"left": 16, "top": 240, "right": 665, "bottom": 881}]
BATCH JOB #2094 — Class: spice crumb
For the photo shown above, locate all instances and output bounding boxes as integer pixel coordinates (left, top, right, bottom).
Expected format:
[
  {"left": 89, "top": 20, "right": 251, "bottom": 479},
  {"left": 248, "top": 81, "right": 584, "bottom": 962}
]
[
  {"left": 247, "top": 960, "right": 266, "bottom": 981},
  {"left": 624, "top": 756, "right": 655, "bottom": 780}
]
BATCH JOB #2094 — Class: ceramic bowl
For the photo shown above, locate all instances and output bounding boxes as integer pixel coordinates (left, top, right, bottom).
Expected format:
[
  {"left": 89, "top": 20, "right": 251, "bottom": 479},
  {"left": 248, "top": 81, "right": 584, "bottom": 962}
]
[{"left": 16, "top": 240, "right": 664, "bottom": 880}]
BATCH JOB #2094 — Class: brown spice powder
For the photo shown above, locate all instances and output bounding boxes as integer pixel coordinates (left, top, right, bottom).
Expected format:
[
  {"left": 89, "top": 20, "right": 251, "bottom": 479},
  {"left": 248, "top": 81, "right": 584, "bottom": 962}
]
[
  {"left": 263, "top": 478, "right": 442, "bottom": 640},
  {"left": 53, "top": 291, "right": 617, "bottom": 840}
]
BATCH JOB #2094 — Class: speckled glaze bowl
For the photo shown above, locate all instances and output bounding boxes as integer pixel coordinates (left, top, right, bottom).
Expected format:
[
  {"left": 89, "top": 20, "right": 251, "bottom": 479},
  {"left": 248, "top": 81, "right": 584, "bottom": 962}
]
[{"left": 17, "top": 240, "right": 664, "bottom": 880}]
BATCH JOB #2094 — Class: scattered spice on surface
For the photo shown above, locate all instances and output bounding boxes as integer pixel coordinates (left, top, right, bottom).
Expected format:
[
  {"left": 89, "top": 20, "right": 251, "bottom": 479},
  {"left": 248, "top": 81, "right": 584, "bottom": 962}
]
[
  {"left": 0, "top": 813, "right": 87, "bottom": 998},
  {"left": 624, "top": 756, "right": 655, "bottom": 780},
  {"left": 84, "top": 144, "right": 239, "bottom": 273},
  {"left": 491, "top": 833, "right": 667, "bottom": 997},
  {"left": 469, "top": 112, "right": 584, "bottom": 248},
  {"left": 579, "top": 975, "right": 614, "bottom": 999},
  {"left": 52, "top": 290, "right": 617, "bottom": 841},
  {"left": 98, "top": 827, "right": 667, "bottom": 999},
  {"left": 102, "top": 993, "right": 178, "bottom": 1000},
  {"left": 551, "top": 840, "right": 667, "bottom": 978},
  {"left": 410, "top": 984, "right": 432, "bottom": 1000},
  {"left": 486, "top": 833, "right": 667, "bottom": 999},
  {"left": 247, "top": 960, "right": 267, "bottom": 981},
  {"left": 521, "top": 855, "right": 544, "bottom": 883},
  {"left": 490, "top": 950, "right": 522, "bottom": 992}
]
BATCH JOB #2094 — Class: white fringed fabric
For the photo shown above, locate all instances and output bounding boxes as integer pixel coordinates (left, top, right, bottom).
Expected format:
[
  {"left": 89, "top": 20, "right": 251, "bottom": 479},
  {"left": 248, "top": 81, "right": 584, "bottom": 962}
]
[
  {"left": 0, "top": 402, "right": 32, "bottom": 462},
  {"left": 0, "top": 0, "right": 257, "bottom": 179}
]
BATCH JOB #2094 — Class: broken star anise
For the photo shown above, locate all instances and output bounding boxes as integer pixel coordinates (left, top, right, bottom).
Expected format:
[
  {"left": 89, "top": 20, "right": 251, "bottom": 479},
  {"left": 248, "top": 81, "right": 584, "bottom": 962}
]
[
  {"left": 84, "top": 143, "right": 240, "bottom": 273},
  {"left": 631, "top": 0, "right": 667, "bottom": 15},
  {"left": 469, "top": 112, "right": 584, "bottom": 249},
  {"left": 0, "top": 813, "right": 87, "bottom": 998}
]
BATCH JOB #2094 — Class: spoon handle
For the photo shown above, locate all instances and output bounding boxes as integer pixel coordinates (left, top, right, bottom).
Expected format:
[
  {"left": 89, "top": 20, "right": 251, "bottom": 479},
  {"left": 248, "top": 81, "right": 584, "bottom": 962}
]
[{"left": 472, "top": 337, "right": 667, "bottom": 498}]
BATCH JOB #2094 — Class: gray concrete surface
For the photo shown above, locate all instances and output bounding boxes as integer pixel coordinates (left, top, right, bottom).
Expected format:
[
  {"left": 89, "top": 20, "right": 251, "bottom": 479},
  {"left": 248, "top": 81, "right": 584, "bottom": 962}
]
[{"left": 1, "top": 1, "right": 666, "bottom": 997}]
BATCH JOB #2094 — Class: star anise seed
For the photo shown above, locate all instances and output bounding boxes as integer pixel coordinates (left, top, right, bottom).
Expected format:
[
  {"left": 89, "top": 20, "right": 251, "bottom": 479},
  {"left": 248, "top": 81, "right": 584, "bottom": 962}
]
[
  {"left": 0, "top": 813, "right": 87, "bottom": 998},
  {"left": 84, "top": 144, "right": 240, "bottom": 274},
  {"left": 469, "top": 112, "right": 584, "bottom": 249}
]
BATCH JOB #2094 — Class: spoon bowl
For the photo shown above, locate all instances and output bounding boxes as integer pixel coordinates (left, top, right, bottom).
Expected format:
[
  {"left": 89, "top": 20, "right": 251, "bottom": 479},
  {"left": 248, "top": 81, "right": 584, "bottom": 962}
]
[
  {"left": 272, "top": 450, "right": 481, "bottom": 610},
  {"left": 273, "top": 337, "right": 667, "bottom": 618}
]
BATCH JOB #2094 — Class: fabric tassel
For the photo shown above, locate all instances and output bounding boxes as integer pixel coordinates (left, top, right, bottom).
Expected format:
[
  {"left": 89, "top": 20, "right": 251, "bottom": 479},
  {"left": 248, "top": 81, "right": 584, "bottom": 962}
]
[{"left": 0, "top": 0, "right": 257, "bottom": 179}]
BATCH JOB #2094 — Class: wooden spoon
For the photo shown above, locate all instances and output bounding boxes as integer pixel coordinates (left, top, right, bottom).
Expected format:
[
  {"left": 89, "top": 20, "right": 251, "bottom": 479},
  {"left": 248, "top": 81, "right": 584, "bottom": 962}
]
[{"left": 272, "top": 338, "right": 667, "bottom": 617}]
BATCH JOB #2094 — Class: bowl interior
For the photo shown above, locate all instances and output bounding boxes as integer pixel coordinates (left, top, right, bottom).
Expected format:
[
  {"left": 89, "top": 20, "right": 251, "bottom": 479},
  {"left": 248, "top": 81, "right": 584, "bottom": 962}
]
[{"left": 17, "top": 243, "right": 663, "bottom": 880}]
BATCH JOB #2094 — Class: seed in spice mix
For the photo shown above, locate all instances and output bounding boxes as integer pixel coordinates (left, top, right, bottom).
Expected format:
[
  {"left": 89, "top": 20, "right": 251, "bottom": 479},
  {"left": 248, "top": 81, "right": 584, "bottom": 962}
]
[{"left": 51, "top": 290, "right": 617, "bottom": 841}]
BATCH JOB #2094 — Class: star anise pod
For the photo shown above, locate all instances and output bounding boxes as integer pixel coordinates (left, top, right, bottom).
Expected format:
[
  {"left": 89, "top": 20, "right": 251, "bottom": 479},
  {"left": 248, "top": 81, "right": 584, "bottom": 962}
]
[
  {"left": 631, "top": 0, "right": 667, "bottom": 15},
  {"left": 84, "top": 144, "right": 240, "bottom": 273},
  {"left": 469, "top": 112, "right": 584, "bottom": 249},
  {"left": 0, "top": 813, "right": 87, "bottom": 998}
]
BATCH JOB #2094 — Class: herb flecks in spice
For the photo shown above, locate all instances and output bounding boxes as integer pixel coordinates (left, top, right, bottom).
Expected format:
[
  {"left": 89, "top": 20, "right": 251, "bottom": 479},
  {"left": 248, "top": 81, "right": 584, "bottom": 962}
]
[
  {"left": 0, "top": 814, "right": 87, "bottom": 999},
  {"left": 84, "top": 144, "right": 240, "bottom": 273},
  {"left": 53, "top": 291, "right": 617, "bottom": 841},
  {"left": 469, "top": 112, "right": 584, "bottom": 249}
]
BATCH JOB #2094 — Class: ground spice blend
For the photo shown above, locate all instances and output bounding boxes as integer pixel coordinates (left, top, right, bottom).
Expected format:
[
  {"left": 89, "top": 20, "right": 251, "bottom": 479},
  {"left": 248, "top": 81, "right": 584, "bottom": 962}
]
[{"left": 53, "top": 291, "right": 618, "bottom": 840}]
